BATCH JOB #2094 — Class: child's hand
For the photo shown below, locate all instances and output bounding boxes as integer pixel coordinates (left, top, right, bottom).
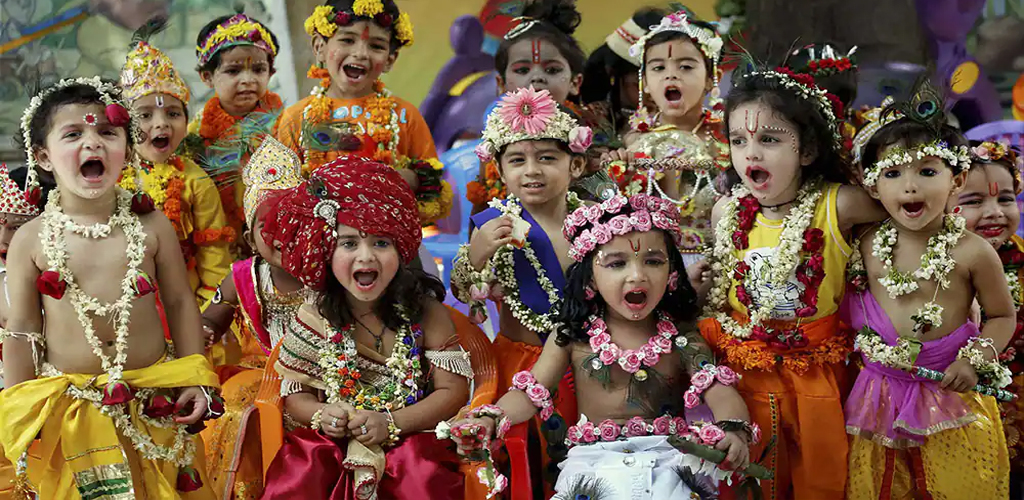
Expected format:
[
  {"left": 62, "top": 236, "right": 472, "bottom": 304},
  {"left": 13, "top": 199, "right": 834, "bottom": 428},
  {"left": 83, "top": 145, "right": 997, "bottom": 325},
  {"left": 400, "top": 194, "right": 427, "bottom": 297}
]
[
  {"left": 716, "top": 431, "right": 751, "bottom": 472},
  {"left": 469, "top": 217, "right": 514, "bottom": 270},
  {"left": 174, "top": 387, "right": 210, "bottom": 425},
  {"left": 201, "top": 319, "right": 222, "bottom": 348},
  {"left": 448, "top": 417, "right": 496, "bottom": 456},
  {"left": 686, "top": 259, "right": 712, "bottom": 290},
  {"left": 320, "top": 403, "right": 352, "bottom": 439},
  {"left": 347, "top": 410, "right": 391, "bottom": 446},
  {"left": 599, "top": 148, "right": 631, "bottom": 167},
  {"left": 941, "top": 358, "right": 979, "bottom": 393}
]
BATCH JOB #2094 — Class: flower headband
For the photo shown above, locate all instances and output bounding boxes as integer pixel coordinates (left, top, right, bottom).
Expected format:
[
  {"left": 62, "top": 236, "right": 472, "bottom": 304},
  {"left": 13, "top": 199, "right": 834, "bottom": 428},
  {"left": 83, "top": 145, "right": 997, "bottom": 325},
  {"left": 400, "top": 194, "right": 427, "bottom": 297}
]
[
  {"left": 20, "top": 77, "right": 137, "bottom": 205},
  {"left": 789, "top": 44, "right": 858, "bottom": 78},
  {"left": 197, "top": 14, "right": 278, "bottom": 67},
  {"left": 863, "top": 140, "right": 971, "bottom": 187},
  {"left": 475, "top": 86, "right": 593, "bottom": 162},
  {"left": 972, "top": 140, "right": 1023, "bottom": 193},
  {"left": 563, "top": 193, "right": 683, "bottom": 262},
  {"left": 743, "top": 67, "right": 845, "bottom": 153},
  {"left": 304, "top": 2, "right": 414, "bottom": 47}
]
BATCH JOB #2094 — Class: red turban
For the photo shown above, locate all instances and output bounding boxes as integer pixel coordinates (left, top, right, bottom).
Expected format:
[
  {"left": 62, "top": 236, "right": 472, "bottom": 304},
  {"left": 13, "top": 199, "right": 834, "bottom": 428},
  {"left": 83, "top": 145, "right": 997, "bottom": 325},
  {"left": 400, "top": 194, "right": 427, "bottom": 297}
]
[{"left": 261, "top": 156, "right": 420, "bottom": 290}]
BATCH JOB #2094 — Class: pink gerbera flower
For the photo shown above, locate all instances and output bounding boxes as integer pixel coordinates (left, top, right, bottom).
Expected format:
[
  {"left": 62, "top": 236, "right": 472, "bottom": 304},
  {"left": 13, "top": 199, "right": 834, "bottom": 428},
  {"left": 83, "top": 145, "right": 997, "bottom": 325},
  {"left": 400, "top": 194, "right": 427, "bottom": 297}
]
[{"left": 497, "top": 87, "right": 557, "bottom": 135}]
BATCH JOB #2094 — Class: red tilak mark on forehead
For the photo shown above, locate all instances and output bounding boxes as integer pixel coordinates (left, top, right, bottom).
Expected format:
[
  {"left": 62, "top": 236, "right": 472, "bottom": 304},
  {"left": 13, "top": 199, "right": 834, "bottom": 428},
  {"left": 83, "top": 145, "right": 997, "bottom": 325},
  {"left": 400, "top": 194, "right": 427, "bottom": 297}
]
[
  {"left": 744, "top": 110, "right": 760, "bottom": 135},
  {"left": 531, "top": 39, "right": 542, "bottom": 65},
  {"left": 361, "top": 26, "right": 371, "bottom": 41},
  {"left": 629, "top": 238, "right": 641, "bottom": 255},
  {"left": 667, "top": 44, "right": 673, "bottom": 58},
  {"left": 990, "top": 181, "right": 1000, "bottom": 196}
]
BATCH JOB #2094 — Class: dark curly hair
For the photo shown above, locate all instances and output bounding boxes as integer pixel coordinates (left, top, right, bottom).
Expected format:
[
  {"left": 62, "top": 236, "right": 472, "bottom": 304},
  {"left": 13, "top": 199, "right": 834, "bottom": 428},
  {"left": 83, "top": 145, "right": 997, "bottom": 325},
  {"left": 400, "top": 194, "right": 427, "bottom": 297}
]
[
  {"left": 860, "top": 120, "right": 968, "bottom": 176},
  {"left": 554, "top": 230, "right": 698, "bottom": 348},
  {"left": 721, "top": 69, "right": 854, "bottom": 191},
  {"left": 17, "top": 81, "right": 136, "bottom": 158},
  {"left": 316, "top": 266, "right": 446, "bottom": 333},
  {"left": 195, "top": 10, "right": 279, "bottom": 73},
  {"left": 495, "top": 0, "right": 586, "bottom": 83}
]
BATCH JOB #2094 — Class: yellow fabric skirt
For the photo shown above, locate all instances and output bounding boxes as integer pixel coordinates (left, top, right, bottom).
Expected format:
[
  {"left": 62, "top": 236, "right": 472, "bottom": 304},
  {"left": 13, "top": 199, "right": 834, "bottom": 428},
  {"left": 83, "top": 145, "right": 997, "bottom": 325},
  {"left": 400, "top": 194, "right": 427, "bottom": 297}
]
[
  {"left": 847, "top": 392, "right": 1009, "bottom": 499},
  {"left": 0, "top": 354, "right": 220, "bottom": 500}
]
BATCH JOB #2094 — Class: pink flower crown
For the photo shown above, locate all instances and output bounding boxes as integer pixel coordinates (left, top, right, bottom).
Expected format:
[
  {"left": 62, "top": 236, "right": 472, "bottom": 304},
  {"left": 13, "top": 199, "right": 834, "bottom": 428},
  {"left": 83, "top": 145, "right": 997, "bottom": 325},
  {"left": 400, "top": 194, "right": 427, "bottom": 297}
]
[
  {"left": 563, "top": 194, "right": 683, "bottom": 262},
  {"left": 476, "top": 87, "right": 593, "bottom": 163}
]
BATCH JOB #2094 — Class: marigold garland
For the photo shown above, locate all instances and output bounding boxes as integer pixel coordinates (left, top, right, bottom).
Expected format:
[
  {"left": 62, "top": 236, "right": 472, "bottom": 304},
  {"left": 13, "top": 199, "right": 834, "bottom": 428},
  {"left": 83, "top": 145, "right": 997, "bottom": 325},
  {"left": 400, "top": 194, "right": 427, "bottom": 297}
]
[
  {"left": 196, "top": 93, "right": 283, "bottom": 142},
  {"left": 119, "top": 157, "right": 187, "bottom": 236},
  {"left": 467, "top": 160, "right": 506, "bottom": 206},
  {"left": 711, "top": 317, "right": 853, "bottom": 374}
]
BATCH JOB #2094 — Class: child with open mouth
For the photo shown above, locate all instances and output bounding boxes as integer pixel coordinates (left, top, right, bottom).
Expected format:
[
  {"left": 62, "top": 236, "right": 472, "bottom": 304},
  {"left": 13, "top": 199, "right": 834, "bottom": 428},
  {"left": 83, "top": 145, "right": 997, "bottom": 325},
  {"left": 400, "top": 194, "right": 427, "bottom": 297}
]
[
  {"left": 447, "top": 193, "right": 757, "bottom": 500},
  {"left": 117, "top": 18, "right": 232, "bottom": 308},
  {"left": 598, "top": 10, "right": 730, "bottom": 265},
  {"left": 276, "top": 0, "right": 453, "bottom": 227},
  {"left": 949, "top": 139, "right": 1024, "bottom": 492},
  {"left": 845, "top": 86, "right": 1014, "bottom": 499},
  {"left": 451, "top": 85, "right": 591, "bottom": 492},
  {"left": 259, "top": 157, "right": 470, "bottom": 499},
  {"left": 698, "top": 57, "right": 887, "bottom": 498}
]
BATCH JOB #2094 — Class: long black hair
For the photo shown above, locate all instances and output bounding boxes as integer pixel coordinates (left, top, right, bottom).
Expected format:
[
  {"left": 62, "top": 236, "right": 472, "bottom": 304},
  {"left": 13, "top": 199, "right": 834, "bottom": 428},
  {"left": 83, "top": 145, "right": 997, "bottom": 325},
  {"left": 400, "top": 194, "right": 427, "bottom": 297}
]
[
  {"left": 316, "top": 265, "right": 446, "bottom": 333},
  {"left": 554, "top": 230, "right": 698, "bottom": 347}
]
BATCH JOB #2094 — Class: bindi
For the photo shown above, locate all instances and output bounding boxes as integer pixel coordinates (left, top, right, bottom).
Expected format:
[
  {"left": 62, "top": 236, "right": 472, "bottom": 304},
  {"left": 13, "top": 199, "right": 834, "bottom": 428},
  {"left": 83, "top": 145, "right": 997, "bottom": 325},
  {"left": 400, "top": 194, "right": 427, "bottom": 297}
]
[
  {"left": 358, "top": 230, "right": 368, "bottom": 238},
  {"left": 629, "top": 238, "right": 641, "bottom": 257},
  {"left": 531, "top": 39, "right": 542, "bottom": 65},
  {"left": 744, "top": 110, "right": 760, "bottom": 135},
  {"left": 361, "top": 25, "right": 371, "bottom": 41}
]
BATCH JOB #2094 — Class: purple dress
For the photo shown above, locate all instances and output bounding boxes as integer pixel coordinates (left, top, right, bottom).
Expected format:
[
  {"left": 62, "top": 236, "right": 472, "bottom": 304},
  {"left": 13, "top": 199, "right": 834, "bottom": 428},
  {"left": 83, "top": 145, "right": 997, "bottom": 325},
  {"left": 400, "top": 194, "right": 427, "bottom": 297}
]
[{"left": 842, "top": 290, "right": 979, "bottom": 448}]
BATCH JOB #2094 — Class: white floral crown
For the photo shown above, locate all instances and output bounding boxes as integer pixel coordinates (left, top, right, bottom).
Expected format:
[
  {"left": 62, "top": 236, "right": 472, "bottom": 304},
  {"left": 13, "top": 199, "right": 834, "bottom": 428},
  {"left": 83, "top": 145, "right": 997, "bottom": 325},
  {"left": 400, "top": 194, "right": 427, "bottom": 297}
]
[
  {"left": 562, "top": 193, "right": 682, "bottom": 262},
  {"left": 863, "top": 140, "right": 971, "bottom": 187},
  {"left": 20, "top": 76, "right": 139, "bottom": 204},
  {"left": 744, "top": 68, "right": 844, "bottom": 153},
  {"left": 628, "top": 11, "right": 723, "bottom": 67},
  {"left": 475, "top": 87, "right": 592, "bottom": 163}
]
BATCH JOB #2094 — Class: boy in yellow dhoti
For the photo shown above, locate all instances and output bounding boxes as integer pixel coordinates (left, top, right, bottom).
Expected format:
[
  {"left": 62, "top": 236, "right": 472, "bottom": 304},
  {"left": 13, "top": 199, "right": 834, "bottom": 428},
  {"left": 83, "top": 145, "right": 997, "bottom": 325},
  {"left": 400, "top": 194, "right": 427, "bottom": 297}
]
[{"left": 0, "top": 74, "right": 221, "bottom": 499}]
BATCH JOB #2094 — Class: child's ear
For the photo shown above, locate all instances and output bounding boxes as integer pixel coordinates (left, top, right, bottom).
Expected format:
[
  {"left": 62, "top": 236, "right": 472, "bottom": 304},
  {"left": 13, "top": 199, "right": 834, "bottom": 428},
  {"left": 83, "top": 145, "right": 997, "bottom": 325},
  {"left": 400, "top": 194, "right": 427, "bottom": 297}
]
[
  {"left": 569, "top": 154, "right": 586, "bottom": 179},
  {"left": 495, "top": 73, "right": 507, "bottom": 94},
  {"left": 799, "top": 141, "right": 818, "bottom": 167},
  {"left": 33, "top": 147, "right": 53, "bottom": 172},
  {"left": 311, "top": 35, "right": 327, "bottom": 65},
  {"left": 865, "top": 183, "right": 881, "bottom": 200},
  {"left": 569, "top": 73, "right": 583, "bottom": 97},
  {"left": 950, "top": 169, "right": 969, "bottom": 195},
  {"left": 243, "top": 229, "right": 256, "bottom": 250},
  {"left": 383, "top": 51, "right": 399, "bottom": 74},
  {"left": 199, "top": 70, "right": 215, "bottom": 88}
]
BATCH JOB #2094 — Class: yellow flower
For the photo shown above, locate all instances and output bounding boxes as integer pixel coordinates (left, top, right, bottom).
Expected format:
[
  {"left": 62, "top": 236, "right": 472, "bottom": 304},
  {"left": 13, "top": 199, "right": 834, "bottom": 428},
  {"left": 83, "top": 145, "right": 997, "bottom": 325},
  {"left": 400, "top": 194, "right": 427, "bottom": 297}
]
[
  {"left": 395, "top": 12, "right": 414, "bottom": 46},
  {"left": 353, "top": 0, "right": 384, "bottom": 17},
  {"left": 426, "top": 158, "right": 444, "bottom": 170},
  {"left": 304, "top": 6, "right": 338, "bottom": 37}
]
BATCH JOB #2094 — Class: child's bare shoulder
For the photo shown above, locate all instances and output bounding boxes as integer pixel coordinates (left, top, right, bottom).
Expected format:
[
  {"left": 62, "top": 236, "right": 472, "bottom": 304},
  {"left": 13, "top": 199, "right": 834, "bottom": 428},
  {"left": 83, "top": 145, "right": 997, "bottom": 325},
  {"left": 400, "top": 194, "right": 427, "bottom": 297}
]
[
  {"left": 9, "top": 216, "right": 43, "bottom": 264},
  {"left": 955, "top": 230, "right": 1000, "bottom": 264}
]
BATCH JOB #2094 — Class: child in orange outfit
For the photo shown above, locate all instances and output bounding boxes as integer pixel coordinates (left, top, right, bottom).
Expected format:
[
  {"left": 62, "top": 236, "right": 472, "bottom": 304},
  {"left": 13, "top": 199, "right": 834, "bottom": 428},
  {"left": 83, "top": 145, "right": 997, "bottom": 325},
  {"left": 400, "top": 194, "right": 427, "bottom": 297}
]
[{"left": 697, "top": 63, "right": 887, "bottom": 498}]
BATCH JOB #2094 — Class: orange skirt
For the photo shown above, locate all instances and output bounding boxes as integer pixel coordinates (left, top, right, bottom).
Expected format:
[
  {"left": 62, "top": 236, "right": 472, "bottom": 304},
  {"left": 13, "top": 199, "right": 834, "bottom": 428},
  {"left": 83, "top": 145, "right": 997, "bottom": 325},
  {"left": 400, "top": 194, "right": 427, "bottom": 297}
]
[{"left": 700, "top": 313, "right": 852, "bottom": 500}]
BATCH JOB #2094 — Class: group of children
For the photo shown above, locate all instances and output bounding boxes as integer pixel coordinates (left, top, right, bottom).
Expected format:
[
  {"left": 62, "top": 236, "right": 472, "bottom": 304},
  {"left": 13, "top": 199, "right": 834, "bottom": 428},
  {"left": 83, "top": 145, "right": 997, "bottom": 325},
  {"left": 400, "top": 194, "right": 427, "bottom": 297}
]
[{"left": 0, "top": 1, "right": 1022, "bottom": 499}]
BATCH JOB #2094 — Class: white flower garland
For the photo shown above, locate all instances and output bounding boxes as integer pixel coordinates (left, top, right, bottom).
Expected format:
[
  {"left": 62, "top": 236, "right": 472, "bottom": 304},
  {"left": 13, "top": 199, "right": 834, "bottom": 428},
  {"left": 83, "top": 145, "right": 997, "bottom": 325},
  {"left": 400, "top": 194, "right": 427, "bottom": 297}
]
[
  {"left": 863, "top": 141, "right": 972, "bottom": 187},
  {"left": 872, "top": 214, "right": 965, "bottom": 334},
  {"left": 701, "top": 181, "right": 822, "bottom": 338},
  {"left": 854, "top": 327, "right": 921, "bottom": 368},
  {"left": 487, "top": 193, "right": 580, "bottom": 334},
  {"left": 1008, "top": 270, "right": 1023, "bottom": 310},
  {"left": 41, "top": 188, "right": 144, "bottom": 383},
  {"left": 956, "top": 337, "right": 1013, "bottom": 389}
]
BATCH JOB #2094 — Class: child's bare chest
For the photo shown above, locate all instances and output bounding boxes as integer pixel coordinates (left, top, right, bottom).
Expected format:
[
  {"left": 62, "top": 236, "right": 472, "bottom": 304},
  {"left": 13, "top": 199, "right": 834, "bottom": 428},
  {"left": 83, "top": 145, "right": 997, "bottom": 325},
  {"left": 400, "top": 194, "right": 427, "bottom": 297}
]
[{"left": 57, "top": 231, "right": 158, "bottom": 302}]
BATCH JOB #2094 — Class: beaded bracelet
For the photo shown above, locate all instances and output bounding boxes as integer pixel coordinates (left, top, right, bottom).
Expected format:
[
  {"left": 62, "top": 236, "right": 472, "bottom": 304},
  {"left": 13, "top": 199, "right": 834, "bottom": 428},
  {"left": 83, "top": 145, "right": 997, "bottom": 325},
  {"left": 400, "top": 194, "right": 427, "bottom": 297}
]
[
  {"left": 510, "top": 371, "right": 554, "bottom": 421},
  {"left": 715, "top": 419, "right": 762, "bottom": 445},
  {"left": 957, "top": 337, "right": 1013, "bottom": 388},
  {"left": 684, "top": 364, "right": 740, "bottom": 409},
  {"left": 384, "top": 411, "right": 402, "bottom": 447},
  {"left": 309, "top": 405, "right": 326, "bottom": 431},
  {"left": 467, "top": 404, "right": 512, "bottom": 440}
]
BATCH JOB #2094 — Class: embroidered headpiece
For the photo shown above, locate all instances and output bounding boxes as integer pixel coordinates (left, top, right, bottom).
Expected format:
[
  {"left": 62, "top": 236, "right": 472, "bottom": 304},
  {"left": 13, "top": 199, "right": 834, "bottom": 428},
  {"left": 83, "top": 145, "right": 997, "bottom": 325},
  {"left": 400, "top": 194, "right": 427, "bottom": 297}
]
[
  {"left": 971, "top": 140, "right": 1023, "bottom": 194},
  {"left": 243, "top": 136, "right": 303, "bottom": 225},
  {"left": 263, "top": 156, "right": 420, "bottom": 290},
  {"left": 197, "top": 13, "right": 278, "bottom": 67},
  {"left": 851, "top": 96, "right": 899, "bottom": 163},
  {"left": 562, "top": 193, "right": 683, "bottom": 261},
  {"left": 475, "top": 86, "right": 592, "bottom": 162},
  {"left": 121, "top": 18, "right": 190, "bottom": 104},
  {"left": 606, "top": 16, "right": 648, "bottom": 65},
  {"left": 627, "top": 11, "right": 724, "bottom": 122},
  {"left": 788, "top": 43, "right": 858, "bottom": 78},
  {"left": 0, "top": 163, "right": 39, "bottom": 216},
  {"left": 304, "top": 1, "right": 414, "bottom": 47},
  {"left": 20, "top": 77, "right": 137, "bottom": 206}
]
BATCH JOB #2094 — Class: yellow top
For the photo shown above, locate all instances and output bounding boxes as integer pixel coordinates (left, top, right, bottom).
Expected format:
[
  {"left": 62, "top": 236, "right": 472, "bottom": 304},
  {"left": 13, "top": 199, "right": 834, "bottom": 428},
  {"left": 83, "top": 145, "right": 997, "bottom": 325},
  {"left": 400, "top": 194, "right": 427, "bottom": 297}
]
[
  {"left": 120, "top": 157, "right": 233, "bottom": 305},
  {"left": 727, "top": 182, "right": 852, "bottom": 322}
]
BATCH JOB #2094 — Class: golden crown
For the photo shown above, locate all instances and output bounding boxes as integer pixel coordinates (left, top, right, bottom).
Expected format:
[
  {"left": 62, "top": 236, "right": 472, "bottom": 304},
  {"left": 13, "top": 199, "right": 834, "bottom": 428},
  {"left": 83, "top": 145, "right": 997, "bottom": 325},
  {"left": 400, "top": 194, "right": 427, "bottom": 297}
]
[
  {"left": 243, "top": 136, "right": 303, "bottom": 224},
  {"left": 121, "top": 41, "right": 190, "bottom": 104}
]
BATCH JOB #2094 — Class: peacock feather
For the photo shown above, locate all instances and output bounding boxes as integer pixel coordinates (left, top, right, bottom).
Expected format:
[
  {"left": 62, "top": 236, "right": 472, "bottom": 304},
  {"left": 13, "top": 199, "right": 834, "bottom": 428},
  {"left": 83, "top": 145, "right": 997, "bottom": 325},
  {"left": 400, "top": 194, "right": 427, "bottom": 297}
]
[
  {"left": 882, "top": 75, "right": 945, "bottom": 133},
  {"left": 130, "top": 15, "right": 168, "bottom": 48},
  {"left": 673, "top": 467, "right": 719, "bottom": 499},
  {"left": 300, "top": 119, "right": 364, "bottom": 153},
  {"left": 195, "top": 109, "right": 282, "bottom": 186},
  {"left": 553, "top": 476, "right": 614, "bottom": 500},
  {"left": 572, "top": 170, "right": 618, "bottom": 201}
]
